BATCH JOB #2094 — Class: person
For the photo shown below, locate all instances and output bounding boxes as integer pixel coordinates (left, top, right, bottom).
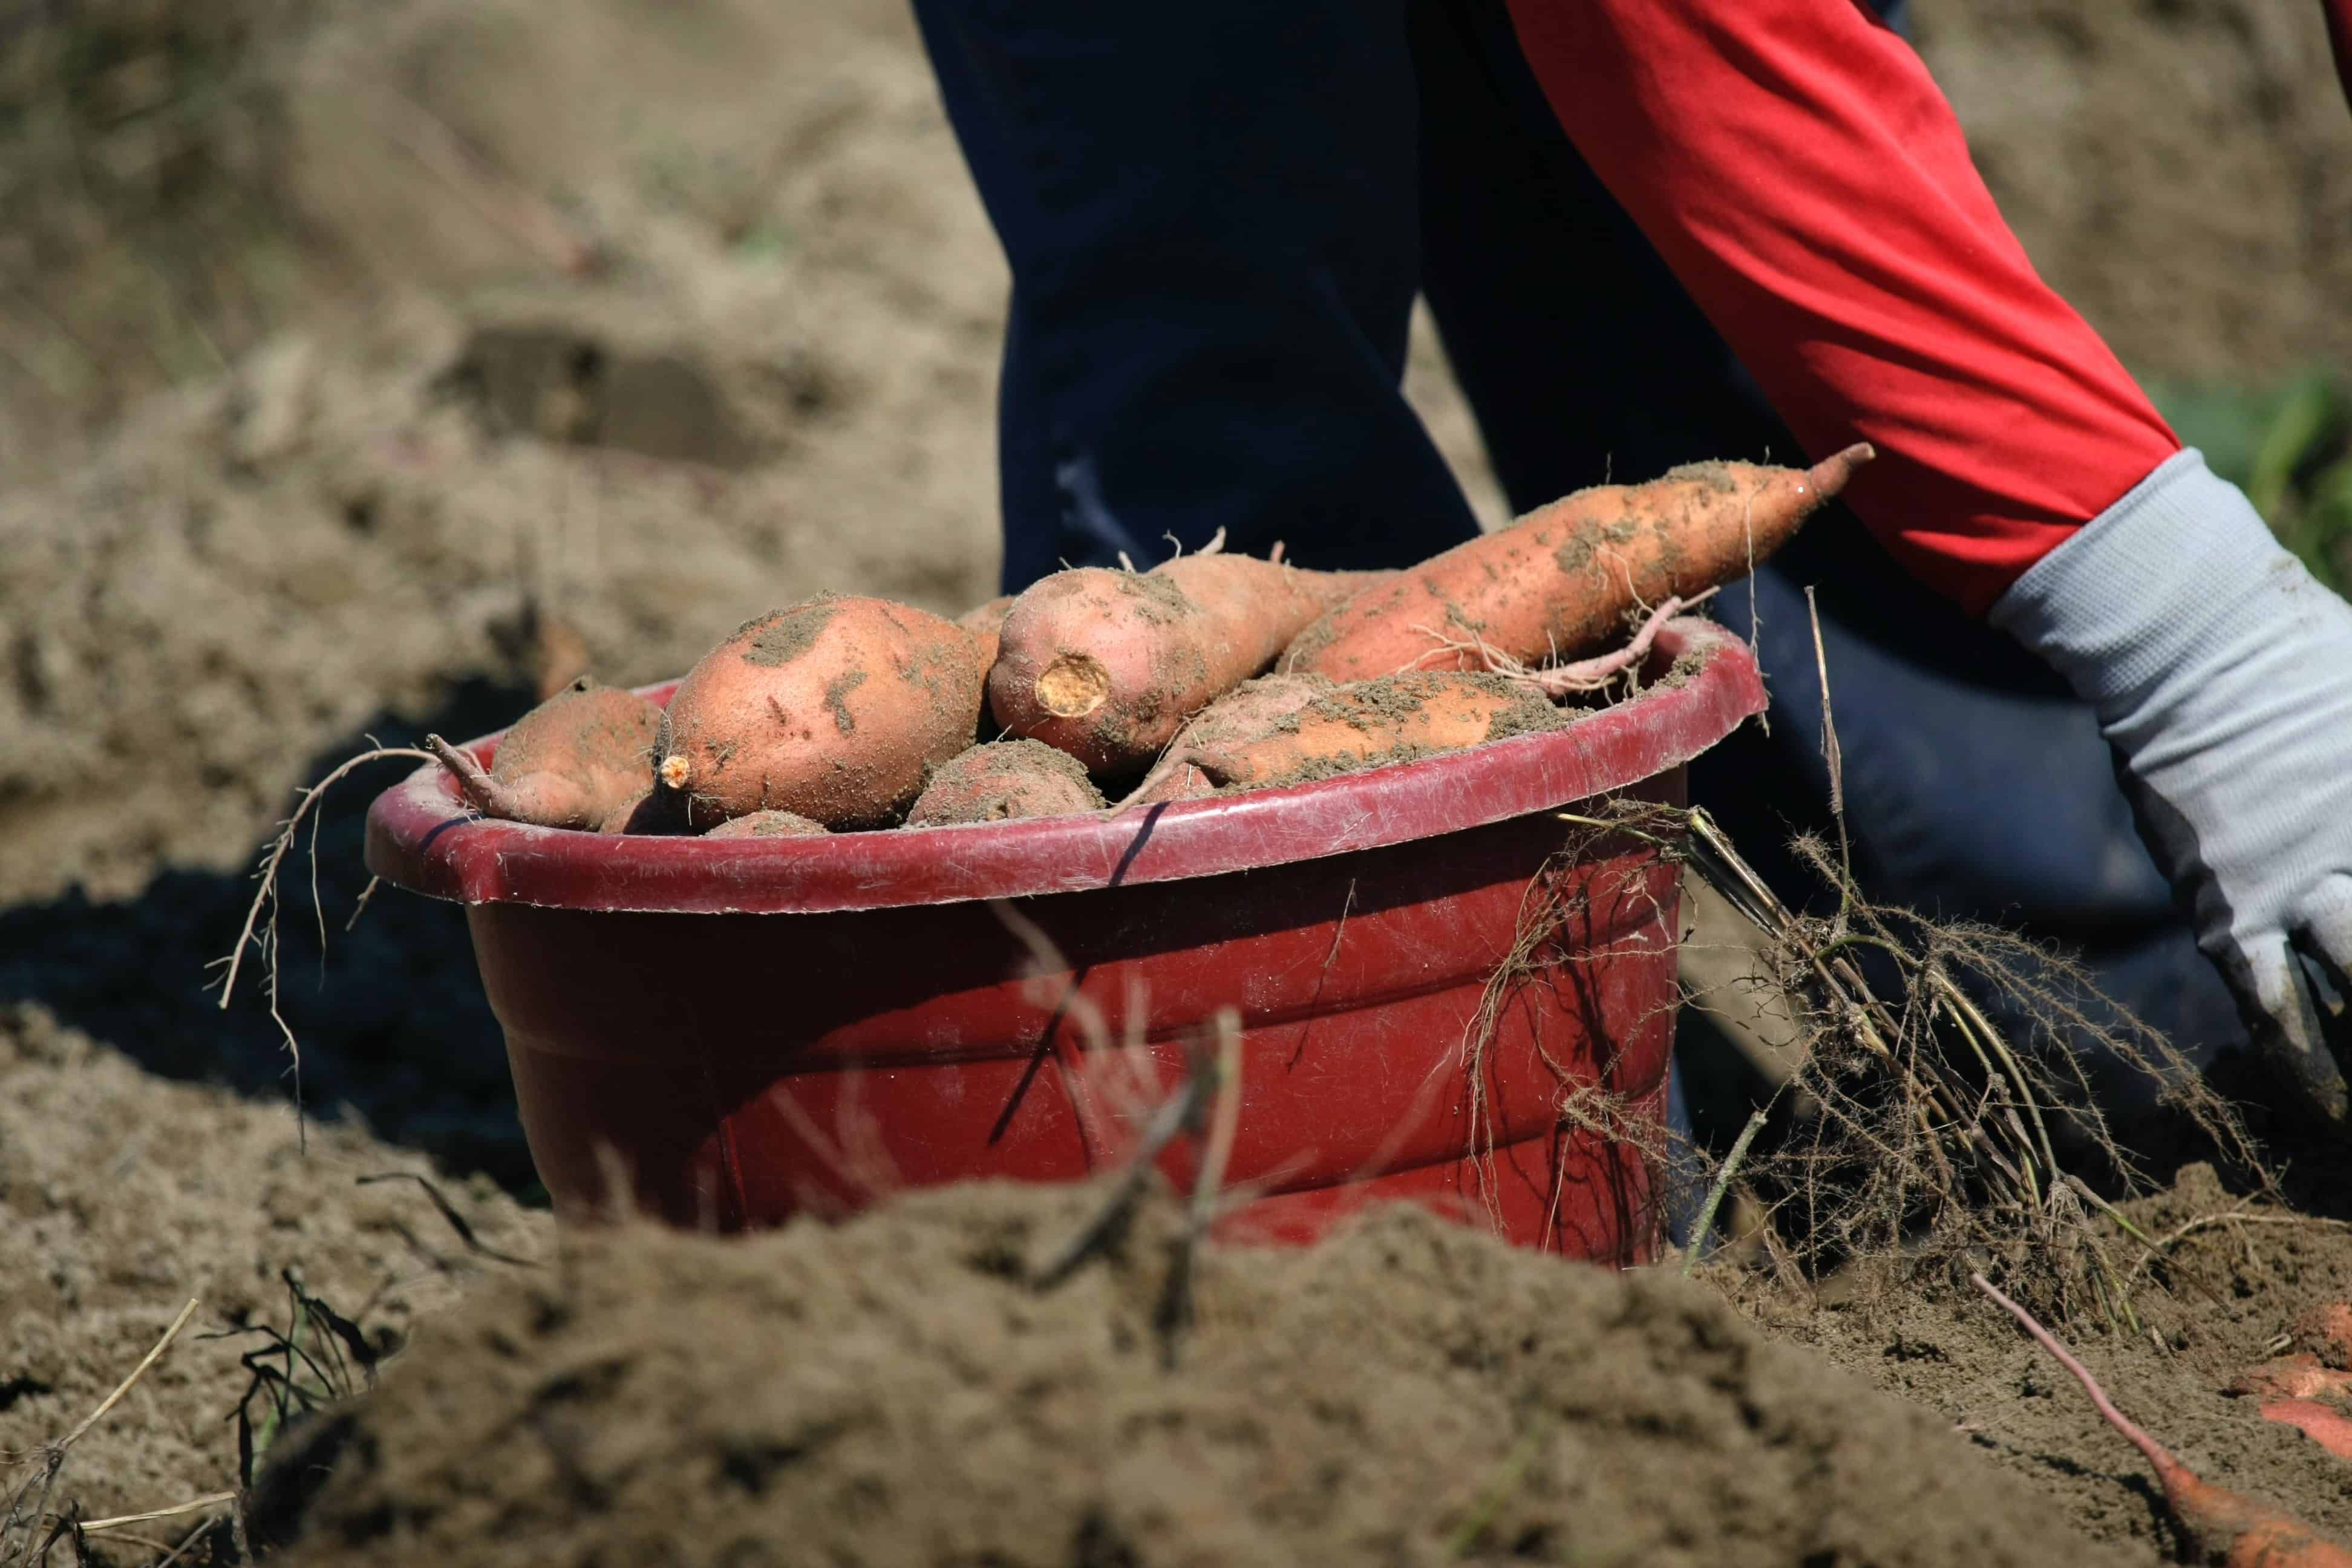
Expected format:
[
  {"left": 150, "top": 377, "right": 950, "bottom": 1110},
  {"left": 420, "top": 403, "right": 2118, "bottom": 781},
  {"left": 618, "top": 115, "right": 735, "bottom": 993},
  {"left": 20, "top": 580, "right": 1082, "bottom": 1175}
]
[{"left": 910, "top": 0, "right": 2352, "bottom": 1138}]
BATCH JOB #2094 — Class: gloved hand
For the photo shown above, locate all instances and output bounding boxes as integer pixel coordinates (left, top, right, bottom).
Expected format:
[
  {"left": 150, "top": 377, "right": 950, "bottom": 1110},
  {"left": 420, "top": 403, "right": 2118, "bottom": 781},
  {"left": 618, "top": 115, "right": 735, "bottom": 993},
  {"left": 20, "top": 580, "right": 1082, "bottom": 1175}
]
[{"left": 1991, "top": 449, "right": 2352, "bottom": 1125}]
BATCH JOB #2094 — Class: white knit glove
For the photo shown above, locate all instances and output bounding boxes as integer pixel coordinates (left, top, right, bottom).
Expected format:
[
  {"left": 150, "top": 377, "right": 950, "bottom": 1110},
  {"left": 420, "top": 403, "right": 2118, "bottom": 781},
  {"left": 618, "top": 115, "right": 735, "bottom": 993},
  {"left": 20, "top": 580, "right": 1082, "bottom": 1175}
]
[{"left": 1991, "top": 449, "right": 2352, "bottom": 1125}]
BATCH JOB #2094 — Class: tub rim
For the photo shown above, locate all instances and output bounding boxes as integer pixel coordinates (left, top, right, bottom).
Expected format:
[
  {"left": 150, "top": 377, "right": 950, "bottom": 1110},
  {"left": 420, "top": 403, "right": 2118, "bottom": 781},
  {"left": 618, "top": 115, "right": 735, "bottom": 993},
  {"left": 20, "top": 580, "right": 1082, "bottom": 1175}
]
[{"left": 363, "top": 616, "right": 1760, "bottom": 917}]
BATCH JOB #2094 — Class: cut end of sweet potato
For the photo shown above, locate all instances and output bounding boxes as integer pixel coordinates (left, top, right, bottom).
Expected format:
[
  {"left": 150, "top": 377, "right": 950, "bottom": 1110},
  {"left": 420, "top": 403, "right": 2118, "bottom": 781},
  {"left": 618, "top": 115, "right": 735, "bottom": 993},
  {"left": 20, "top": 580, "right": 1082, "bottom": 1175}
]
[
  {"left": 658, "top": 753, "right": 692, "bottom": 792},
  {"left": 1034, "top": 653, "right": 1112, "bottom": 719}
]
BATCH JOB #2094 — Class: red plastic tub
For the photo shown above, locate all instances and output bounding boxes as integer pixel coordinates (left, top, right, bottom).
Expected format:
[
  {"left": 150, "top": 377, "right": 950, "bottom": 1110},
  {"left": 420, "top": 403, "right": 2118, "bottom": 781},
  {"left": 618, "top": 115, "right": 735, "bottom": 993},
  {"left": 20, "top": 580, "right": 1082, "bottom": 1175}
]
[{"left": 365, "top": 618, "right": 1762, "bottom": 1260}]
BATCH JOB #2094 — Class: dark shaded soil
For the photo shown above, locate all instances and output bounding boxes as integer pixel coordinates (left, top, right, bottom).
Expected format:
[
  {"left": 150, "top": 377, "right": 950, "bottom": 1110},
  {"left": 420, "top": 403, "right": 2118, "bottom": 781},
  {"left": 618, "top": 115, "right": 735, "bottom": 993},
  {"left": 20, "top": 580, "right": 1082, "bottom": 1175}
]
[{"left": 0, "top": 689, "right": 532, "bottom": 1187}]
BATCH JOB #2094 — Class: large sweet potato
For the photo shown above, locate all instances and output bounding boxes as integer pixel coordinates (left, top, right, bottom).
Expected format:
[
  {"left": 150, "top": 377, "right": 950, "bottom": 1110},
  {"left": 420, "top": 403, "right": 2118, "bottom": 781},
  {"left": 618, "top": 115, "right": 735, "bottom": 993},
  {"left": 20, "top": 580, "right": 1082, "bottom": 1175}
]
[
  {"left": 425, "top": 677, "right": 661, "bottom": 831},
  {"left": 655, "top": 595, "right": 986, "bottom": 829},
  {"left": 989, "top": 555, "right": 1380, "bottom": 777},
  {"left": 1287, "top": 445, "right": 1871, "bottom": 682},
  {"left": 1116, "top": 671, "right": 1560, "bottom": 810}
]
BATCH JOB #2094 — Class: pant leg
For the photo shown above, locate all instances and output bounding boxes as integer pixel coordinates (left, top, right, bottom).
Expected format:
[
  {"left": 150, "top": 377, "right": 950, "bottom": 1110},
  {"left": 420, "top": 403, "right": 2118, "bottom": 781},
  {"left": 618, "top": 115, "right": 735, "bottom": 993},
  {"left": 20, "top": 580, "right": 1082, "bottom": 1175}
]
[
  {"left": 1408, "top": 0, "right": 2246, "bottom": 1141},
  {"left": 911, "top": 0, "right": 1485, "bottom": 592},
  {"left": 1410, "top": 0, "right": 1787, "bottom": 507}
]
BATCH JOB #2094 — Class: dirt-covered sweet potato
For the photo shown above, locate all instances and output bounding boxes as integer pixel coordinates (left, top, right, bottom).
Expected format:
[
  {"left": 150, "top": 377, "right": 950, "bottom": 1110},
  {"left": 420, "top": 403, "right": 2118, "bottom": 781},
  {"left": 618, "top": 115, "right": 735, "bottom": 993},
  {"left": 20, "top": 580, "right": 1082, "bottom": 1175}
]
[
  {"left": 653, "top": 595, "right": 986, "bottom": 829},
  {"left": 1125, "top": 673, "right": 1336, "bottom": 806},
  {"left": 905, "top": 739, "right": 1105, "bottom": 827},
  {"left": 956, "top": 594, "right": 1016, "bottom": 671},
  {"left": 1116, "top": 671, "right": 1561, "bottom": 810},
  {"left": 701, "top": 809, "right": 829, "bottom": 840},
  {"left": 1286, "top": 445, "right": 1872, "bottom": 682},
  {"left": 425, "top": 676, "right": 661, "bottom": 831},
  {"left": 988, "top": 555, "right": 1379, "bottom": 779}
]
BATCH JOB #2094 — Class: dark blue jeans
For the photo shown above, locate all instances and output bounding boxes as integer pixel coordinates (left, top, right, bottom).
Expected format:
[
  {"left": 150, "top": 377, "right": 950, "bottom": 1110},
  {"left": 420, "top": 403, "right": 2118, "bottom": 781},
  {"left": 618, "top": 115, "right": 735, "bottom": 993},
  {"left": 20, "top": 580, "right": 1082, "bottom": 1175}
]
[{"left": 912, "top": 0, "right": 2246, "bottom": 1137}]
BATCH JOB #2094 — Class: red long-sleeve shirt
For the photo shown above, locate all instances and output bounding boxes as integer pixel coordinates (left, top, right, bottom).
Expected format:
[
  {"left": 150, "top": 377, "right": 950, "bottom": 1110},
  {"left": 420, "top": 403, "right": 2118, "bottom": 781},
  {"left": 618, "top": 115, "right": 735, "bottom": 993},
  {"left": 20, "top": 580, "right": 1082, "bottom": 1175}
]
[
  {"left": 2331, "top": 0, "right": 2352, "bottom": 114},
  {"left": 1502, "top": 0, "right": 2352, "bottom": 615}
]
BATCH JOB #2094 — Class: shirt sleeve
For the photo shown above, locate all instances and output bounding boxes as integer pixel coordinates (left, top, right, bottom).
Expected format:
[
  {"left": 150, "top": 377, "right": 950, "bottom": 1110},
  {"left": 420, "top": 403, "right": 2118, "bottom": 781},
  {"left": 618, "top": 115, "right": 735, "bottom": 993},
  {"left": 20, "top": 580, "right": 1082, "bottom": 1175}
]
[{"left": 1500, "top": 0, "right": 2184, "bottom": 615}]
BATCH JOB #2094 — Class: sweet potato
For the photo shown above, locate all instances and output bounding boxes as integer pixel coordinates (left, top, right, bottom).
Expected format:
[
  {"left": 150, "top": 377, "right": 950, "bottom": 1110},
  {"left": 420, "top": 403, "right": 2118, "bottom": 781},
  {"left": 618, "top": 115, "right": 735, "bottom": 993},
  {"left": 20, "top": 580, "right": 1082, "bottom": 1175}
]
[
  {"left": 2233, "top": 1303, "right": 2352, "bottom": 1459},
  {"left": 905, "top": 739, "right": 1105, "bottom": 827},
  {"left": 1286, "top": 444, "right": 1872, "bottom": 682},
  {"left": 2230, "top": 1355, "right": 2352, "bottom": 1404},
  {"left": 1115, "top": 671, "right": 1558, "bottom": 811},
  {"left": 1975, "top": 1273, "right": 2352, "bottom": 1568},
  {"left": 2256, "top": 1399, "right": 2352, "bottom": 1461},
  {"left": 425, "top": 676, "right": 661, "bottom": 831},
  {"left": 956, "top": 595, "right": 1016, "bottom": 670},
  {"left": 597, "top": 788, "right": 686, "bottom": 835},
  {"left": 655, "top": 595, "right": 987, "bottom": 829},
  {"left": 1125, "top": 673, "right": 1336, "bottom": 806},
  {"left": 702, "top": 809, "right": 829, "bottom": 840},
  {"left": 988, "top": 555, "right": 1385, "bottom": 777}
]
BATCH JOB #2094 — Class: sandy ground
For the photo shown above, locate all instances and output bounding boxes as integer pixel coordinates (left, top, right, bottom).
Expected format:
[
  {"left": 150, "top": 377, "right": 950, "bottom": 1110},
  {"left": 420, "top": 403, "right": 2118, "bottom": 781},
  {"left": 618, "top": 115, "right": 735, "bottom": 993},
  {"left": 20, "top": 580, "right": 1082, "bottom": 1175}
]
[{"left": 4, "top": 1, "right": 2351, "bottom": 1563}]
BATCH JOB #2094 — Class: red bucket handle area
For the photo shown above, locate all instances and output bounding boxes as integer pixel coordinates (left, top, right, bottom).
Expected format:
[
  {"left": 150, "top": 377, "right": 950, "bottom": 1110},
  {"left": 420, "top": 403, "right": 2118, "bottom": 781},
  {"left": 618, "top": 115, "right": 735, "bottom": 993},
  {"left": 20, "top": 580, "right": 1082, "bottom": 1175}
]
[{"left": 364, "top": 616, "right": 1763, "bottom": 916}]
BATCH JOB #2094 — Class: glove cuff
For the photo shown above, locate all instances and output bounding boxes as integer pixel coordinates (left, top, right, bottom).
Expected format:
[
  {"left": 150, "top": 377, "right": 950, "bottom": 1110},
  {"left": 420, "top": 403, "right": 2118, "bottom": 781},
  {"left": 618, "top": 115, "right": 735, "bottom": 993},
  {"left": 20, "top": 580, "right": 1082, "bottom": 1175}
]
[{"left": 1988, "top": 448, "right": 2313, "bottom": 720}]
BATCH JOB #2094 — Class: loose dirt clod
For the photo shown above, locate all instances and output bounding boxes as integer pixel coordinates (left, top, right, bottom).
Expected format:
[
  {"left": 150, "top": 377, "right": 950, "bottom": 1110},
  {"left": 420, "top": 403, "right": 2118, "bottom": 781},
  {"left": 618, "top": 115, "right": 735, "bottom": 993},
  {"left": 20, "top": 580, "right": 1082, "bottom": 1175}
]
[{"left": 255, "top": 1181, "right": 2141, "bottom": 1568}]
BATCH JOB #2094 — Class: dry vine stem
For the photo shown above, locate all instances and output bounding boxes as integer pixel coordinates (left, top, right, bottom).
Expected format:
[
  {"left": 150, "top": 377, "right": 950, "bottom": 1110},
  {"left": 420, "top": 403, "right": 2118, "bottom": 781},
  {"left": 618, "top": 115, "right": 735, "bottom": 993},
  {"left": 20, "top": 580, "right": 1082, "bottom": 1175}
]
[
  {"left": 209, "top": 745, "right": 440, "bottom": 1129},
  {"left": 1, "top": 1299, "right": 201, "bottom": 1566},
  {"left": 1593, "top": 586, "right": 2252, "bottom": 1306},
  {"left": 1410, "top": 586, "right": 1717, "bottom": 697},
  {"left": 1556, "top": 795, "right": 2253, "bottom": 1312},
  {"left": 1451, "top": 840, "right": 1684, "bottom": 1256}
]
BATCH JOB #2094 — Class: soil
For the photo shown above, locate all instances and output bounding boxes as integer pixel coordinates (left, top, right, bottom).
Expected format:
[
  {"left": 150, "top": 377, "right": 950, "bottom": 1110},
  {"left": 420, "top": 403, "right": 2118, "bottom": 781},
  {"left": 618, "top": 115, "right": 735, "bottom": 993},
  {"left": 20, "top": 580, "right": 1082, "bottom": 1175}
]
[
  {"left": 255, "top": 1179, "right": 2143, "bottom": 1568},
  {"left": 4, "top": 1, "right": 2351, "bottom": 1565},
  {"left": 1730, "top": 1158, "right": 2352, "bottom": 1563},
  {"left": 0, "top": 1002, "right": 550, "bottom": 1544},
  {"left": 1912, "top": 0, "right": 2352, "bottom": 384}
]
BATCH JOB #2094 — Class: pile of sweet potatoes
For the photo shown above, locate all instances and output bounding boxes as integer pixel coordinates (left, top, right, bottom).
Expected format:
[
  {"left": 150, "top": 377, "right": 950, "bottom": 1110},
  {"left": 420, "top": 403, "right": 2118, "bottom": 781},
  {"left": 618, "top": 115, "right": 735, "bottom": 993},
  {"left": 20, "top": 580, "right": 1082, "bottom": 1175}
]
[{"left": 427, "top": 445, "right": 1869, "bottom": 838}]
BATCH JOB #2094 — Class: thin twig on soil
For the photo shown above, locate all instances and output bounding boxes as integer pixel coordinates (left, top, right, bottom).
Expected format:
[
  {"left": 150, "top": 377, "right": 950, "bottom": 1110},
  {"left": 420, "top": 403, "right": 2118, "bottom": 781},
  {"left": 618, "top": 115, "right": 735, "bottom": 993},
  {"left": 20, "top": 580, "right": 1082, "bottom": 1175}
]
[
  {"left": 1159, "top": 1010, "right": 1244, "bottom": 1365},
  {"left": 1030, "top": 1073, "right": 1209, "bottom": 1291},
  {"left": 59, "top": 1300, "right": 200, "bottom": 1452},
  {"left": 1804, "top": 586, "right": 1851, "bottom": 882},
  {"left": 360, "top": 85, "right": 599, "bottom": 276},
  {"left": 0, "top": 1300, "right": 201, "bottom": 1565},
  {"left": 1683, "top": 1103, "right": 1771, "bottom": 1276},
  {"left": 150, "top": 1519, "right": 220, "bottom": 1568},
  {"left": 2126, "top": 1210, "right": 2352, "bottom": 1286},
  {"left": 76, "top": 1494, "right": 237, "bottom": 1535},
  {"left": 1445, "top": 1416, "right": 1552, "bottom": 1557},
  {"left": 1189, "top": 1010, "right": 1244, "bottom": 1240}
]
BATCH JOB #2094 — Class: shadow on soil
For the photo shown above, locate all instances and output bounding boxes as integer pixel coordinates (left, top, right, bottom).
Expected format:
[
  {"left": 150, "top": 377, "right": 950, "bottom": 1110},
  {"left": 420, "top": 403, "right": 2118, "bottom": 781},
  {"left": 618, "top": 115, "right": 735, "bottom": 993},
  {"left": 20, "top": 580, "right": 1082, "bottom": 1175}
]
[{"left": 0, "top": 681, "right": 540, "bottom": 1189}]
